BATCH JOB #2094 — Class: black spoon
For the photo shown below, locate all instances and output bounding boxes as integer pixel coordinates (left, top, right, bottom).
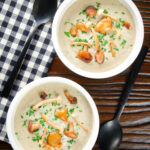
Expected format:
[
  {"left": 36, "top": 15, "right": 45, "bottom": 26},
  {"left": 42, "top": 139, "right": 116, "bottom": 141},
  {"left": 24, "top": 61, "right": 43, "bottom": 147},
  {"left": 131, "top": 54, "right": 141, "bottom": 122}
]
[
  {"left": 98, "top": 46, "right": 149, "bottom": 150},
  {"left": 1, "top": 0, "right": 57, "bottom": 98}
]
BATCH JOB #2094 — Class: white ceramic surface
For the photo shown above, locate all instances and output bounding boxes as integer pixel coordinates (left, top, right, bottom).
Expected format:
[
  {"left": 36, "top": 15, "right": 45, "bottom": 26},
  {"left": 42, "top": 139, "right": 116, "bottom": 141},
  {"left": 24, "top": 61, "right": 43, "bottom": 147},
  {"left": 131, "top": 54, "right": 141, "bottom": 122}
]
[
  {"left": 52, "top": 0, "right": 144, "bottom": 79},
  {"left": 6, "top": 77, "right": 99, "bottom": 150}
]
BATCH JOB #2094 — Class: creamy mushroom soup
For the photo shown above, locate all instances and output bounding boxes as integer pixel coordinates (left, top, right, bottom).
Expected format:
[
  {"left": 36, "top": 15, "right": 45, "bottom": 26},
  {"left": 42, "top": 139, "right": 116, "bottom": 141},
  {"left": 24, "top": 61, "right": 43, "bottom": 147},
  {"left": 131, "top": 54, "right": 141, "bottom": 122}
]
[
  {"left": 14, "top": 83, "right": 93, "bottom": 150},
  {"left": 59, "top": 0, "right": 136, "bottom": 72}
]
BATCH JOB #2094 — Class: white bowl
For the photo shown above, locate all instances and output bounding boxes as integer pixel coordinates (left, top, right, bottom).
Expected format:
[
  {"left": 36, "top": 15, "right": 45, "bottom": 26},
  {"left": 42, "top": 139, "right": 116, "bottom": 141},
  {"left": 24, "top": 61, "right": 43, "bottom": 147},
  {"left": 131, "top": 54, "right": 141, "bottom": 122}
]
[
  {"left": 6, "top": 77, "right": 99, "bottom": 150},
  {"left": 52, "top": 0, "right": 144, "bottom": 79}
]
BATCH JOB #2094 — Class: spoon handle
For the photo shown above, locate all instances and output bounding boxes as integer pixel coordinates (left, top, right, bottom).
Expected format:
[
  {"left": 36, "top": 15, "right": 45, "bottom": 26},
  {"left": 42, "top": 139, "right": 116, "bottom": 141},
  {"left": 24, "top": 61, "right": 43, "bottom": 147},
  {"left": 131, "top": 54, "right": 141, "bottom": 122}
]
[
  {"left": 115, "top": 46, "right": 149, "bottom": 120},
  {"left": 1, "top": 25, "right": 39, "bottom": 98}
]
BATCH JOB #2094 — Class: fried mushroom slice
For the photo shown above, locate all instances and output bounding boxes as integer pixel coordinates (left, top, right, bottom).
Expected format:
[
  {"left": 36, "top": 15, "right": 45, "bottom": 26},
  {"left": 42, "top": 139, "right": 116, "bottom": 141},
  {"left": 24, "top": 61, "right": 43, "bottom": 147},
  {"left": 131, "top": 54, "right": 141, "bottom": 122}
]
[
  {"left": 95, "top": 17, "right": 113, "bottom": 34},
  {"left": 28, "top": 120, "right": 41, "bottom": 133},
  {"left": 56, "top": 108, "right": 68, "bottom": 122},
  {"left": 86, "top": 6, "right": 97, "bottom": 17},
  {"left": 70, "top": 41, "right": 92, "bottom": 47},
  {"left": 32, "top": 96, "right": 62, "bottom": 110},
  {"left": 64, "top": 122, "right": 78, "bottom": 139},
  {"left": 123, "top": 22, "right": 130, "bottom": 29},
  {"left": 71, "top": 114, "right": 88, "bottom": 132},
  {"left": 47, "top": 132, "right": 62, "bottom": 147},
  {"left": 70, "top": 26, "right": 78, "bottom": 37},
  {"left": 43, "top": 145, "right": 56, "bottom": 150},
  {"left": 64, "top": 90, "right": 77, "bottom": 104},
  {"left": 95, "top": 50, "right": 105, "bottom": 64},
  {"left": 77, "top": 45, "right": 93, "bottom": 63},
  {"left": 39, "top": 128, "right": 48, "bottom": 146},
  {"left": 41, "top": 114, "right": 64, "bottom": 134},
  {"left": 110, "top": 41, "right": 116, "bottom": 57},
  {"left": 91, "top": 27, "right": 100, "bottom": 52},
  {"left": 76, "top": 22, "right": 88, "bottom": 32}
]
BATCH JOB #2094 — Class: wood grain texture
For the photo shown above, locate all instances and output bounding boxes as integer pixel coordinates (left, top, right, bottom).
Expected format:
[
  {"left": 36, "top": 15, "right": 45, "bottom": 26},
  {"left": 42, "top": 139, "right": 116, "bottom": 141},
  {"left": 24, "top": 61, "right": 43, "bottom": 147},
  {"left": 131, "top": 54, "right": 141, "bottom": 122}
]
[{"left": 1, "top": 0, "right": 150, "bottom": 150}]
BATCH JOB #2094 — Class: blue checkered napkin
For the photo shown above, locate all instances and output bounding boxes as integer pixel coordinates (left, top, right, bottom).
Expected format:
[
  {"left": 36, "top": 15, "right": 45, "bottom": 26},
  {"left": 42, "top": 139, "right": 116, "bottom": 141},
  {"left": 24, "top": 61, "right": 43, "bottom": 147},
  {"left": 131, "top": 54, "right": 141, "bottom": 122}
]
[{"left": 0, "top": 0, "right": 63, "bottom": 143}]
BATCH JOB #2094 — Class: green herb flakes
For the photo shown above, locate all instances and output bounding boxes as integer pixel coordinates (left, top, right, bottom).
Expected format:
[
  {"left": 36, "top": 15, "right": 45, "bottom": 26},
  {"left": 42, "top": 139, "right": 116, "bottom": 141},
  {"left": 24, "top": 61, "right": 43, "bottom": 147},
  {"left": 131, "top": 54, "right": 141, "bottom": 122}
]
[
  {"left": 39, "top": 118, "right": 45, "bottom": 127},
  {"left": 114, "top": 48, "right": 119, "bottom": 51},
  {"left": 20, "top": 115, "right": 24, "bottom": 119},
  {"left": 74, "top": 38, "right": 88, "bottom": 43},
  {"left": 64, "top": 22, "right": 74, "bottom": 26},
  {"left": 69, "top": 108, "right": 75, "bottom": 114},
  {"left": 64, "top": 32, "right": 70, "bottom": 38},
  {"left": 67, "top": 145, "right": 71, "bottom": 150},
  {"left": 96, "top": 2, "right": 101, "bottom": 10},
  {"left": 22, "top": 119, "right": 27, "bottom": 127},
  {"left": 121, "top": 12, "right": 125, "bottom": 15},
  {"left": 48, "top": 93, "right": 52, "bottom": 98},
  {"left": 120, "top": 40, "right": 127, "bottom": 48},
  {"left": 110, "top": 34, "right": 115, "bottom": 40},
  {"left": 103, "top": 9, "right": 108, "bottom": 14},
  {"left": 79, "top": 10, "right": 86, "bottom": 15},
  {"left": 15, "top": 132, "right": 18, "bottom": 135},
  {"left": 51, "top": 102, "right": 57, "bottom": 106},
  {"left": 67, "top": 139, "right": 76, "bottom": 144},
  {"left": 32, "top": 133, "right": 41, "bottom": 142},
  {"left": 102, "top": 40, "right": 108, "bottom": 46},
  {"left": 79, "top": 110, "right": 83, "bottom": 112}
]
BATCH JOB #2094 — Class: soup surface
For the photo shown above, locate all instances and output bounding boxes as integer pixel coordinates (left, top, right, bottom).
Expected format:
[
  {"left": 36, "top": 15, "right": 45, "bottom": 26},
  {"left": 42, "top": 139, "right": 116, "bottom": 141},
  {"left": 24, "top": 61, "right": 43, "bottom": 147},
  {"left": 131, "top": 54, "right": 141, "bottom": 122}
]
[
  {"left": 14, "top": 83, "right": 93, "bottom": 150},
  {"left": 59, "top": 0, "right": 136, "bottom": 73}
]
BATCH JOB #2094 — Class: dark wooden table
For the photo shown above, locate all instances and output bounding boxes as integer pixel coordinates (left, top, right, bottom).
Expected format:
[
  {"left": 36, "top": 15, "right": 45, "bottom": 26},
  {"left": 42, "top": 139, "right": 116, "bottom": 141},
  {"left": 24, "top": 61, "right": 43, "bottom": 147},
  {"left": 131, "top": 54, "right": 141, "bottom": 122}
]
[{"left": 1, "top": 0, "right": 150, "bottom": 149}]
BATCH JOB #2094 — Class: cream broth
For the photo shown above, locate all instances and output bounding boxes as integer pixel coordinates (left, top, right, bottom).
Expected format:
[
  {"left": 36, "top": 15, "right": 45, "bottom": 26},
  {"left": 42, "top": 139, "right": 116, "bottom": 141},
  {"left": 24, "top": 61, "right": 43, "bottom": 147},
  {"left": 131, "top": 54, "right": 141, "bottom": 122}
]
[
  {"left": 14, "top": 83, "right": 93, "bottom": 150},
  {"left": 59, "top": 0, "right": 136, "bottom": 73}
]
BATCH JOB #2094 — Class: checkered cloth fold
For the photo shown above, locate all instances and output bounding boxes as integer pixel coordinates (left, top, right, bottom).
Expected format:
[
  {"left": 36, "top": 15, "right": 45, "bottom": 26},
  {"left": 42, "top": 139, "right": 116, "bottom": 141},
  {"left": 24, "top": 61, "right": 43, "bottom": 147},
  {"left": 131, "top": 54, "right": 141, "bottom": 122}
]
[{"left": 0, "top": 0, "right": 63, "bottom": 143}]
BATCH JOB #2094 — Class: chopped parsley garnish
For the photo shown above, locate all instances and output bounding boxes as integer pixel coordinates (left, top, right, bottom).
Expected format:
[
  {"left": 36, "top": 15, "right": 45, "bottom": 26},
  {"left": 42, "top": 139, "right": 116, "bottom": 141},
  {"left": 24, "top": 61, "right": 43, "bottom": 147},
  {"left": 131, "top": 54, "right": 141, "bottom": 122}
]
[
  {"left": 15, "top": 132, "right": 18, "bottom": 135},
  {"left": 115, "top": 22, "right": 121, "bottom": 29},
  {"left": 67, "top": 139, "right": 76, "bottom": 144},
  {"left": 81, "top": 31, "right": 86, "bottom": 34},
  {"left": 121, "top": 12, "right": 125, "bottom": 15},
  {"left": 64, "top": 32, "right": 70, "bottom": 38},
  {"left": 32, "top": 133, "right": 41, "bottom": 142},
  {"left": 79, "top": 109, "right": 83, "bottom": 112},
  {"left": 43, "top": 104, "right": 47, "bottom": 108},
  {"left": 119, "top": 18, "right": 124, "bottom": 24},
  {"left": 44, "top": 109, "right": 49, "bottom": 115},
  {"left": 103, "top": 9, "right": 109, "bottom": 14},
  {"left": 96, "top": 2, "right": 101, "bottom": 10},
  {"left": 102, "top": 40, "right": 108, "bottom": 46},
  {"left": 22, "top": 119, "right": 27, "bottom": 126},
  {"left": 48, "top": 93, "right": 52, "bottom": 98},
  {"left": 34, "top": 118, "right": 39, "bottom": 122},
  {"left": 74, "top": 38, "right": 88, "bottom": 43},
  {"left": 51, "top": 102, "right": 59, "bottom": 106},
  {"left": 89, "top": 36, "right": 93, "bottom": 40},
  {"left": 120, "top": 40, "right": 127, "bottom": 48},
  {"left": 79, "top": 10, "right": 86, "bottom": 15},
  {"left": 114, "top": 48, "right": 119, "bottom": 51},
  {"left": 39, "top": 118, "right": 45, "bottom": 127},
  {"left": 64, "top": 22, "right": 74, "bottom": 26},
  {"left": 26, "top": 106, "right": 36, "bottom": 117},
  {"left": 67, "top": 145, "right": 71, "bottom": 150},
  {"left": 20, "top": 115, "right": 24, "bottom": 119},
  {"left": 69, "top": 108, "right": 75, "bottom": 114},
  {"left": 92, "top": 15, "right": 96, "bottom": 19},
  {"left": 130, "top": 44, "right": 133, "bottom": 47},
  {"left": 110, "top": 34, "right": 115, "bottom": 40},
  {"left": 67, "top": 109, "right": 70, "bottom": 117}
]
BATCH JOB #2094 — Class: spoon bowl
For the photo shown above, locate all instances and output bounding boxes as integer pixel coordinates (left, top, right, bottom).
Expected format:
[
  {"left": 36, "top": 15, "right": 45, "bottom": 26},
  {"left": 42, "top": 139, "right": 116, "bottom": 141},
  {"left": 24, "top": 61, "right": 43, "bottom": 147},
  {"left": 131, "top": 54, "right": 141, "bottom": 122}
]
[
  {"left": 99, "top": 120, "right": 122, "bottom": 150},
  {"left": 98, "top": 46, "right": 148, "bottom": 150}
]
